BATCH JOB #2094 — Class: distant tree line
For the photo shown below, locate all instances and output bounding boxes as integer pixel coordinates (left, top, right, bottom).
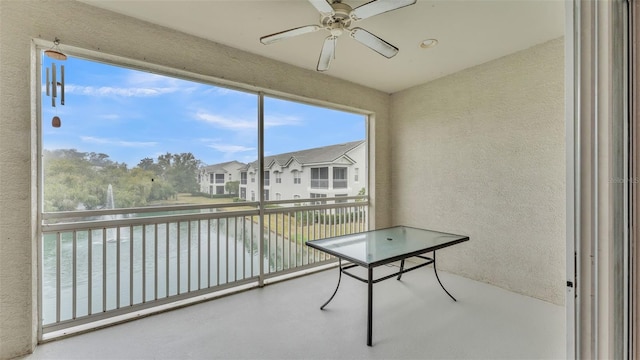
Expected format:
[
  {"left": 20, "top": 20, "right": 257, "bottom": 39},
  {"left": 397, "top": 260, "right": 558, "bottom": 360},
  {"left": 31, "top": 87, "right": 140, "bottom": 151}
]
[{"left": 43, "top": 149, "right": 201, "bottom": 212}]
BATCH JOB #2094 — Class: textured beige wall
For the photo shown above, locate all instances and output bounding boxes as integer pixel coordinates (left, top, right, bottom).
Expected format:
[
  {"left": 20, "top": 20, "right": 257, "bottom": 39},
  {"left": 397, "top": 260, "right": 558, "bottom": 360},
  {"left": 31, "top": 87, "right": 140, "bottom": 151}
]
[
  {"left": 0, "top": 1, "right": 390, "bottom": 358},
  {"left": 390, "top": 38, "right": 565, "bottom": 305}
]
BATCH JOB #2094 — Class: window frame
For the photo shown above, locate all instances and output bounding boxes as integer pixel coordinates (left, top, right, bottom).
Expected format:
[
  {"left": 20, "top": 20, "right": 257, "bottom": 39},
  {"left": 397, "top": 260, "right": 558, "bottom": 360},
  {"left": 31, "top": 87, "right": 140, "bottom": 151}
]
[
  {"left": 311, "top": 167, "right": 329, "bottom": 189},
  {"left": 333, "top": 167, "right": 348, "bottom": 189},
  {"left": 35, "top": 42, "right": 371, "bottom": 337}
]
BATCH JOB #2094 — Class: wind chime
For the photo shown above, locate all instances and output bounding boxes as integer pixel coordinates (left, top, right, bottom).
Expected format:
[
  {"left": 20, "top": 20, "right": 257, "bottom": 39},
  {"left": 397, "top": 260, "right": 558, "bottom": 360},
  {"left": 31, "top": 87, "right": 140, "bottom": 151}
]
[{"left": 44, "top": 38, "right": 67, "bottom": 128}]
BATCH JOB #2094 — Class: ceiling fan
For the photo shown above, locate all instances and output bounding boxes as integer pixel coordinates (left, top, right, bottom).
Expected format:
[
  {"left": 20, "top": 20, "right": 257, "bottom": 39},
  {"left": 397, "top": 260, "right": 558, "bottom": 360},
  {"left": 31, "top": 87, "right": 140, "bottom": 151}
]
[{"left": 259, "top": 0, "right": 417, "bottom": 71}]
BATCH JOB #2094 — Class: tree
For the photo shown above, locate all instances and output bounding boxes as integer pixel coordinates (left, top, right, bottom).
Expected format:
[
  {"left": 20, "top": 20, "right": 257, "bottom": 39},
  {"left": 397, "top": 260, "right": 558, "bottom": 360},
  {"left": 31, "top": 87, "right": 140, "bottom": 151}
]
[
  {"left": 43, "top": 149, "right": 204, "bottom": 212},
  {"left": 225, "top": 181, "right": 240, "bottom": 195},
  {"left": 161, "top": 152, "right": 200, "bottom": 193},
  {"left": 43, "top": 151, "right": 98, "bottom": 211},
  {"left": 137, "top": 157, "right": 162, "bottom": 176}
]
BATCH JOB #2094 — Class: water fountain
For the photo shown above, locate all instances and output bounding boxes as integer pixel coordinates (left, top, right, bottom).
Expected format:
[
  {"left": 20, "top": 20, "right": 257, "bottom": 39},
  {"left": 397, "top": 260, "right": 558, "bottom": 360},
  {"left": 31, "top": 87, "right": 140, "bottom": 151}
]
[
  {"left": 106, "top": 184, "right": 115, "bottom": 210},
  {"left": 106, "top": 184, "right": 117, "bottom": 242}
]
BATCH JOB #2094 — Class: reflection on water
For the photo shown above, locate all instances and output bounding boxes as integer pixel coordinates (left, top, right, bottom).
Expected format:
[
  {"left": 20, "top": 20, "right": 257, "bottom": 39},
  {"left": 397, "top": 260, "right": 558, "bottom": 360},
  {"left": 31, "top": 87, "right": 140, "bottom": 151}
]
[{"left": 42, "top": 216, "right": 308, "bottom": 325}]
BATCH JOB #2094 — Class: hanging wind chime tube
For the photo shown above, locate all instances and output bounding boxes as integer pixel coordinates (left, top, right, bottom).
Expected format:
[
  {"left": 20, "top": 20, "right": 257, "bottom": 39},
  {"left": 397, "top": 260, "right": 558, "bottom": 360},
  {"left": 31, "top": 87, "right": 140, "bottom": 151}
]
[
  {"left": 52, "top": 63, "right": 56, "bottom": 107},
  {"left": 61, "top": 65, "right": 64, "bottom": 105},
  {"left": 44, "top": 38, "right": 67, "bottom": 128}
]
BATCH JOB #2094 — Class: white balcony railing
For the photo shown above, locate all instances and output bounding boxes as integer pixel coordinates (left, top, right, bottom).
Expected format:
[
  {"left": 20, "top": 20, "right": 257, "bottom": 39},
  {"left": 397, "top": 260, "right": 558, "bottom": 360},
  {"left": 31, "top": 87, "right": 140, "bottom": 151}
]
[
  {"left": 311, "top": 179, "right": 329, "bottom": 189},
  {"left": 40, "top": 196, "right": 368, "bottom": 334}
]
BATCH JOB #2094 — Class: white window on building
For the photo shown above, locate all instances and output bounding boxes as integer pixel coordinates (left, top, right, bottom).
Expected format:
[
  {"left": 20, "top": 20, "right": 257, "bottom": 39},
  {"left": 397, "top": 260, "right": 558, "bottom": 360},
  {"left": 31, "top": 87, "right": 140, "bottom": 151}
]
[
  {"left": 241, "top": 172, "right": 247, "bottom": 185},
  {"left": 333, "top": 167, "right": 347, "bottom": 189},
  {"left": 251, "top": 174, "right": 255, "bottom": 183},
  {"left": 264, "top": 189, "right": 270, "bottom": 201},
  {"left": 276, "top": 193, "right": 281, "bottom": 200},
  {"left": 293, "top": 170, "right": 301, "bottom": 184},
  {"left": 335, "top": 194, "right": 348, "bottom": 203},
  {"left": 215, "top": 173, "right": 225, "bottom": 184},
  {"left": 216, "top": 186, "right": 224, "bottom": 194},
  {"left": 240, "top": 188, "right": 246, "bottom": 200},
  {"left": 209, "top": 174, "right": 214, "bottom": 183},
  {"left": 311, "top": 167, "right": 329, "bottom": 189},
  {"left": 275, "top": 172, "right": 281, "bottom": 184},
  {"left": 264, "top": 171, "right": 270, "bottom": 186},
  {"left": 354, "top": 167, "right": 359, "bottom": 182},
  {"left": 251, "top": 191, "right": 255, "bottom": 201}
]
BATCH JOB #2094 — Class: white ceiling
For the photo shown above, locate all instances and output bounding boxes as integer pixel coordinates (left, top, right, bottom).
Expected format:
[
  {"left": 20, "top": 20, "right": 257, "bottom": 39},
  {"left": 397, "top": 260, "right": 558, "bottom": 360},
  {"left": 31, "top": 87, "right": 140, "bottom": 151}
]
[{"left": 80, "top": 0, "right": 565, "bottom": 94}]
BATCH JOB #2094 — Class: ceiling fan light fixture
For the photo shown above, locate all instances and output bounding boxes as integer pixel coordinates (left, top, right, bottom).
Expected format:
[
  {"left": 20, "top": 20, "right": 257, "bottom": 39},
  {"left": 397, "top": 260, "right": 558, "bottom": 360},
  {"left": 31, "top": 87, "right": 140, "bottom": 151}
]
[{"left": 420, "top": 39, "right": 438, "bottom": 49}]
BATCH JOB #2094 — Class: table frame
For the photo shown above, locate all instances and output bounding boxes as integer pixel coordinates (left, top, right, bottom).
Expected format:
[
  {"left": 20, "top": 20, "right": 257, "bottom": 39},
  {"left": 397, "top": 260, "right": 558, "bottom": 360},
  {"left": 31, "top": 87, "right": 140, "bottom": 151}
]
[{"left": 307, "top": 227, "right": 468, "bottom": 346}]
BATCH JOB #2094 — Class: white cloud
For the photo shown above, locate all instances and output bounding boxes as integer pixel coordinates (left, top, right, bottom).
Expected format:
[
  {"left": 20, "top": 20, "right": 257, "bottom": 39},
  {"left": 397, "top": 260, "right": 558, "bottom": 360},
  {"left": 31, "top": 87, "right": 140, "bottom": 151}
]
[
  {"left": 126, "top": 72, "right": 172, "bottom": 86},
  {"left": 195, "top": 112, "right": 255, "bottom": 130},
  {"left": 195, "top": 112, "right": 302, "bottom": 130},
  {"left": 80, "top": 136, "right": 158, "bottom": 147},
  {"left": 207, "top": 143, "right": 255, "bottom": 153},
  {"left": 264, "top": 114, "right": 302, "bottom": 127},
  {"left": 65, "top": 84, "right": 182, "bottom": 97}
]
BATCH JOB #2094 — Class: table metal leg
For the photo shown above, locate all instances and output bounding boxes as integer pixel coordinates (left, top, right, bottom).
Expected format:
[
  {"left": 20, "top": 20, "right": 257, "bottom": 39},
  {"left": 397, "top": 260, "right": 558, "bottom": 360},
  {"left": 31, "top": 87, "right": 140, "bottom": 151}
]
[
  {"left": 433, "top": 251, "right": 457, "bottom": 302},
  {"left": 320, "top": 259, "right": 342, "bottom": 310},
  {"left": 397, "top": 259, "right": 405, "bottom": 280},
  {"left": 367, "top": 267, "right": 373, "bottom": 346}
]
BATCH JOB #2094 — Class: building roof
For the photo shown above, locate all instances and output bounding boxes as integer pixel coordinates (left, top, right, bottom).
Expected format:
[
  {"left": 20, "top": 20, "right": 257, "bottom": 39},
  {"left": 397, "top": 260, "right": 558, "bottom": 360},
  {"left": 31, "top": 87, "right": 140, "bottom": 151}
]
[
  {"left": 201, "top": 160, "right": 246, "bottom": 173},
  {"left": 241, "top": 140, "right": 365, "bottom": 170}
]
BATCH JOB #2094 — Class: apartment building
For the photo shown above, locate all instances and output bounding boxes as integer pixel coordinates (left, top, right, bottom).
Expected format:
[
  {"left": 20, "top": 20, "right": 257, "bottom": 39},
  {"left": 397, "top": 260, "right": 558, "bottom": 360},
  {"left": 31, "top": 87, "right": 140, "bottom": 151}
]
[
  {"left": 233, "top": 140, "right": 366, "bottom": 201},
  {"left": 198, "top": 160, "right": 246, "bottom": 195}
]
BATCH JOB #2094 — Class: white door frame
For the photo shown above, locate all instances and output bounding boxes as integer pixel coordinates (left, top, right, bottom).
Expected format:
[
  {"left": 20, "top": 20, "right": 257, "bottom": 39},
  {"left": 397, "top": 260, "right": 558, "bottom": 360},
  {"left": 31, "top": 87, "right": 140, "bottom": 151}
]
[
  {"left": 569, "top": 0, "right": 631, "bottom": 358},
  {"left": 565, "top": 1, "right": 577, "bottom": 357}
]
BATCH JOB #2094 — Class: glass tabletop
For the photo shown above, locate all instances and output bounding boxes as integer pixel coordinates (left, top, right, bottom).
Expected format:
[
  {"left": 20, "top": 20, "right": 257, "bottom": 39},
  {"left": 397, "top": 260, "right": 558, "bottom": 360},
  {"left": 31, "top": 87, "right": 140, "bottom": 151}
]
[{"left": 306, "top": 226, "right": 469, "bottom": 267}]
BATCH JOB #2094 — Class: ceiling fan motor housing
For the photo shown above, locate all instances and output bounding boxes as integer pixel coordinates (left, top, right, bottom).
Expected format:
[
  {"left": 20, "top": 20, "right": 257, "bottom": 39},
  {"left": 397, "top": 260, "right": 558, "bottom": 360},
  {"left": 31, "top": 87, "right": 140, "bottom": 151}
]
[{"left": 321, "top": 2, "right": 352, "bottom": 32}]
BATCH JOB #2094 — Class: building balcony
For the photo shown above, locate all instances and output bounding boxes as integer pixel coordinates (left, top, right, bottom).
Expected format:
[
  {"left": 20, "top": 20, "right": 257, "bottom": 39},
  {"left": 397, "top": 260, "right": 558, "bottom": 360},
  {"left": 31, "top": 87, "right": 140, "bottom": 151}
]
[
  {"left": 311, "top": 179, "right": 329, "bottom": 189},
  {"left": 39, "top": 198, "right": 368, "bottom": 335},
  {"left": 33, "top": 197, "right": 565, "bottom": 359},
  {"left": 333, "top": 179, "right": 348, "bottom": 189},
  {"left": 27, "top": 262, "right": 564, "bottom": 359}
]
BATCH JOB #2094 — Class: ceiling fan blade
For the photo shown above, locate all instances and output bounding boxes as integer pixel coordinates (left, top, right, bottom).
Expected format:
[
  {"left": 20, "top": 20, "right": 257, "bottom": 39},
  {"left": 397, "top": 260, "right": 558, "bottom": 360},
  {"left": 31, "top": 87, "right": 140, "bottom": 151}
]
[
  {"left": 317, "top": 36, "right": 337, "bottom": 71},
  {"left": 350, "top": 27, "right": 398, "bottom": 58},
  {"left": 308, "top": 0, "right": 334, "bottom": 15},
  {"left": 350, "top": 0, "right": 416, "bottom": 21},
  {"left": 260, "top": 25, "right": 321, "bottom": 45}
]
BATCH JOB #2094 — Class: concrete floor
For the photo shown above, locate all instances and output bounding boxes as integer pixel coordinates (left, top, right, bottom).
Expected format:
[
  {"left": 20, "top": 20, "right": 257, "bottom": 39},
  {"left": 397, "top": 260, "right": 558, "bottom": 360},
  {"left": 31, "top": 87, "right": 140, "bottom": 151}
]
[{"left": 26, "top": 265, "right": 565, "bottom": 359}]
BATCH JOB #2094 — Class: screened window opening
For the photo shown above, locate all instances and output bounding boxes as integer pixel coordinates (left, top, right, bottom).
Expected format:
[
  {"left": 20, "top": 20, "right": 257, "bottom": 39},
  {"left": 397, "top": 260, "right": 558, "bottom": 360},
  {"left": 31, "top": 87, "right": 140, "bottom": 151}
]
[
  {"left": 311, "top": 167, "right": 329, "bottom": 189},
  {"left": 333, "top": 167, "right": 347, "bottom": 189},
  {"left": 38, "top": 52, "right": 369, "bottom": 334}
]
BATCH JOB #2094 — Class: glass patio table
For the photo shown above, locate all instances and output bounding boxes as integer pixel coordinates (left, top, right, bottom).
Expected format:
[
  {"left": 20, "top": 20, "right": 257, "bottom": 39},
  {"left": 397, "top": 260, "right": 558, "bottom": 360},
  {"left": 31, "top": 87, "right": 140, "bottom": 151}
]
[{"left": 306, "top": 225, "right": 469, "bottom": 346}]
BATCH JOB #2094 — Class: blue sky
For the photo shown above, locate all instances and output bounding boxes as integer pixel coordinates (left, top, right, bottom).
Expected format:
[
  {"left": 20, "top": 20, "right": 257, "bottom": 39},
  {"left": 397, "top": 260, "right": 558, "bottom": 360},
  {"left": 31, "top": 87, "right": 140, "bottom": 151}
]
[{"left": 42, "top": 55, "right": 365, "bottom": 167}]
